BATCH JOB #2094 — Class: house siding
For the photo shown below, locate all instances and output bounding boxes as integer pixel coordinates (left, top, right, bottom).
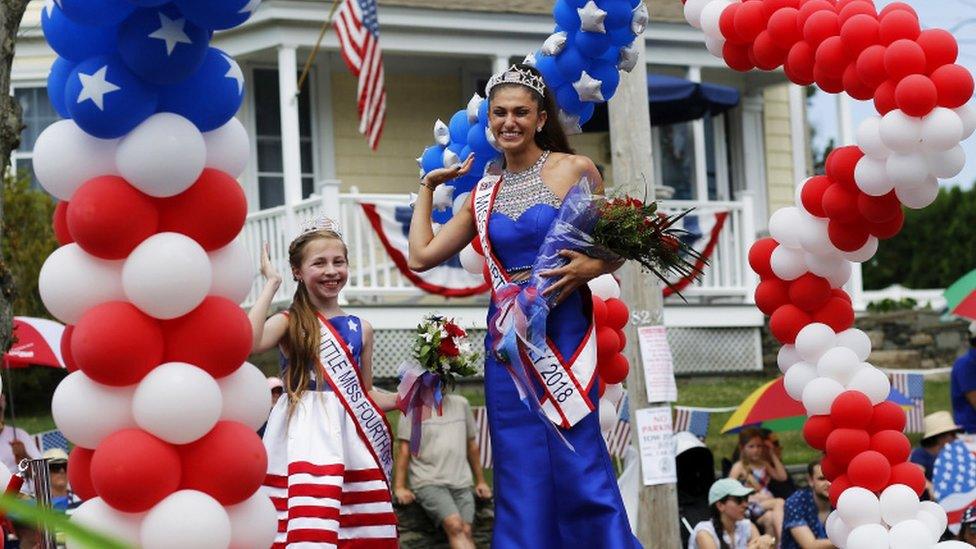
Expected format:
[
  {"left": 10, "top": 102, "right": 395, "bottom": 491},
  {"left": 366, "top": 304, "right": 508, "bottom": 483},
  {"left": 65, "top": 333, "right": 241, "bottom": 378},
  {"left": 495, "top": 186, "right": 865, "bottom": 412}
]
[{"left": 762, "top": 84, "right": 796, "bottom": 215}]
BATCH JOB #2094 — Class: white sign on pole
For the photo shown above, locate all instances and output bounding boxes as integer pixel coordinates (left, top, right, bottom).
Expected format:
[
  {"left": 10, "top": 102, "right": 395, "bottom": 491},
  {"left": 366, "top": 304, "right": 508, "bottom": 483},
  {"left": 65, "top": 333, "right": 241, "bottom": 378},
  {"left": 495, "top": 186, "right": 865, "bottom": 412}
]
[
  {"left": 635, "top": 406, "right": 677, "bottom": 486},
  {"left": 637, "top": 325, "right": 677, "bottom": 402}
]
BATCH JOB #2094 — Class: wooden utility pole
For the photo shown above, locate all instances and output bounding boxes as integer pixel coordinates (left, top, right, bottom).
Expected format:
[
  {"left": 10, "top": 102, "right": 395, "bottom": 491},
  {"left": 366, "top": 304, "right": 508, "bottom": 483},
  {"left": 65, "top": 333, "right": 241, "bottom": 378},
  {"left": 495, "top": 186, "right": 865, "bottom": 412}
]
[{"left": 607, "top": 14, "right": 682, "bottom": 548}]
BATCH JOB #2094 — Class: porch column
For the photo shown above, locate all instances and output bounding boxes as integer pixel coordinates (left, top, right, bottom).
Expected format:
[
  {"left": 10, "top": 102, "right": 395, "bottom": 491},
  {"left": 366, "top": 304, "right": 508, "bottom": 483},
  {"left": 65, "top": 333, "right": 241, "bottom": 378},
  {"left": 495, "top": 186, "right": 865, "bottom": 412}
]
[
  {"left": 687, "top": 66, "right": 709, "bottom": 201},
  {"left": 278, "top": 45, "right": 303, "bottom": 236},
  {"left": 493, "top": 55, "right": 510, "bottom": 75},
  {"left": 740, "top": 92, "right": 769, "bottom": 230},
  {"left": 789, "top": 84, "right": 808, "bottom": 182}
]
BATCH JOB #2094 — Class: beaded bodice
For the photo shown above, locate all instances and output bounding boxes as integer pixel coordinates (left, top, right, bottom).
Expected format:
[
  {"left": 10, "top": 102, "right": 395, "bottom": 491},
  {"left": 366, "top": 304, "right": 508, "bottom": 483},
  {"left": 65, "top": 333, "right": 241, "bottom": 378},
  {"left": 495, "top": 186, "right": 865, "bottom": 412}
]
[{"left": 493, "top": 151, "right": 561, "bottom": 221}]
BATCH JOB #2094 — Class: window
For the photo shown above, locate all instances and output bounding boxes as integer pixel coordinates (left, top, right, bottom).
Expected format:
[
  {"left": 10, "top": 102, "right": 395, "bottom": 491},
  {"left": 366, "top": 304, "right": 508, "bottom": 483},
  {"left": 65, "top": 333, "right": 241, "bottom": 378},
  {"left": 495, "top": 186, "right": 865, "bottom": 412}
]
[
  {"left": 12, "top": 87, "right": 60, "bottom": 188},
  {"left": 252, "top": 68, "right": 315, "bottom": 209},
  {"left": 652, "top": 113, "right": 732, "bottom": 201}
]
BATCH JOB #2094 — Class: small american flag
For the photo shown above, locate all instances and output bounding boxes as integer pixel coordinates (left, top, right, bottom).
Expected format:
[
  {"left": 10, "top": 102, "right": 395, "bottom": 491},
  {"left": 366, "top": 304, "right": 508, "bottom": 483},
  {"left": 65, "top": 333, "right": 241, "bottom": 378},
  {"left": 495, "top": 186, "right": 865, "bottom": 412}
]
[
  {"left": 472, "top": 406, "right": 493, "bottom": 470},
  {"left": 890, "top": 372, "right": 926, "bottom": 433},
  {"left": 673, "top": 406, "right": 711, "bottom": 439},
  {"left": 933, "top": 440, "right": 976, "bottom": 532},
  {"left": 603, "top": 394, "right": 632, "bottom": 459},
  {"left": 32, "top": 429, "right": 70, "bottom": 453},
  {"left": 333, "top": 0, "right": 387, "bottom": 150}
]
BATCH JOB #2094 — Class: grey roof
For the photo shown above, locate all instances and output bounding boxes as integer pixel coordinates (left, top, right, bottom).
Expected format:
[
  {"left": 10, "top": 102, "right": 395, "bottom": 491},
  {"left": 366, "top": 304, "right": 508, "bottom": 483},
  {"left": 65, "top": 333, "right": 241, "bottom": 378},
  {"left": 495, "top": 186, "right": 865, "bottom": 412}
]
[{"left": 376, "top": 0, "right": 685, "bottom": 22}]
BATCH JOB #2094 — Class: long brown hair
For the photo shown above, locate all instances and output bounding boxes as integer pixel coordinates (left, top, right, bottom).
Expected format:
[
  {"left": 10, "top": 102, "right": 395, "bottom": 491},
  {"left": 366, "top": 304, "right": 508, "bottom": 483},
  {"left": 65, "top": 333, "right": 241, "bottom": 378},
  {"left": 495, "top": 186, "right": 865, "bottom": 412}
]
[
  {"left": 737, "top": 427, "right": 765, "bottom": 466},
  {"left": 281, "top": 229, "right": 347, "bottom": 405},
  {"left": 487, "top": 63, "right": 574, "bottom": 155}
]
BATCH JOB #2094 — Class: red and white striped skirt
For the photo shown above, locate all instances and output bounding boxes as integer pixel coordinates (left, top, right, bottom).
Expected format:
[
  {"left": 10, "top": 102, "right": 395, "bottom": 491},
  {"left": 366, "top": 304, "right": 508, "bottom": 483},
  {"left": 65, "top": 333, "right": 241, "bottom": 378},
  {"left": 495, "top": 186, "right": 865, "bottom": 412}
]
[{"left": 261, "top": 391, "right": 398, "bottom": 548}]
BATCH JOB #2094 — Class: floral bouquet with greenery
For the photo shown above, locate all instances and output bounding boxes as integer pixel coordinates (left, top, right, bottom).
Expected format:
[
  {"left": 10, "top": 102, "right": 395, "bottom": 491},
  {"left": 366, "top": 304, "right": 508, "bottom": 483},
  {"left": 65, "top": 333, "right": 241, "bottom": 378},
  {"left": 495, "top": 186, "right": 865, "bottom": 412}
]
[{"left": 396, "top": 314, "right": 480, "bottom": 454}]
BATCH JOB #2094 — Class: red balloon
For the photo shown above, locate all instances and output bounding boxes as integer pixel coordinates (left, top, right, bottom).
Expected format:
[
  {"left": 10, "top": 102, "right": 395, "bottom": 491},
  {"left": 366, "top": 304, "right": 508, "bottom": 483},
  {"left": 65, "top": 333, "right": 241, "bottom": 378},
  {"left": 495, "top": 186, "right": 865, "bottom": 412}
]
[
  {"left": 847, "top": 450, "right": 891, "bottom": 492},
  {"left": 797, "top": 0, "right": 835, "bottom": 29},
  {"left": 856, "top": 45, "right": 888, "bottom": 87},
  {"left": 748, "top": 238, "right": 779, "bottom": 278},
  {"left": 724, "top": 42, "right": 756, "bottom": 72},
  {"left": 785, "top": 41, "right": 817, "bottom": 85},
  {"left": 66, "top": 176, "right": 159, "bottom": 260},
  {"left": 769, "top": 304, "right": 813, "bottom": 344},
  {"left": 888, "top": 461, "right": 926, "bottom": 496},
  {"left": 768, "top": 7, "right": 803, "bottom": 49},
  {"left": 814, "top": 64, "right": 845, "bottom": 94},
  {"left": 733, "top": 0, "right": 767, "bottom": 43},
  {"left": 157, "top": 169, "right": 247, "bottom": 251},
  {"left": 931, "top": 64, "right": 975, "bottom": 109},
  {"left": 843, "top": 64, "right": 877, "bottom": 100},
  {"left": 68, "top": 447, "right": 96, "bottom": 501},
  {"left": 829, "top": 474, "right": 853, "bottom": 507},
  {"left": 61, "top": 325, "right": 77, "bottom": 373},
  {"left": 884, "top": 39, "right": 927, "bottom": 81},
  {"left": 53, "top": 201, "right": 73, "bottom": 245},
  {"left": 831, "top": 288, "right": 852, "bottom": 303},
  {"left": 878, "top": 2, "right": 917, "bottom": 19},
  {"left": 826, "top": 146, "right": 864, "bottom": 190},
  {"left": 830, "top": 390, "right": 874, "bottom": 429},
  {"left": 752, "top": 32, "right": 789, "bottom": 70},
  {"left": 802, "top": 414, "right": 834, "bottom": 450},
  {"left": 917, "top": 29, "right": 958, "bottom": 73},
  {"left": 821, "top": 183, "right": 860, "bottom": 222},
  {"left": 878, "top": 9, "right": 920, "bottom": 45},
  {"left": 803, "top": 9, "right": 841, "bottom": 48},
  {"left": 592, "top": 296, "right": 608, "bottom": 326},
  {"left": 866, "top": 205, "right": 904, "bottom": 239},
  {"left": 789, "top": 273, "right": 832, "bottom": 312},
  {"left": 869, "top": 401, "right": 907, "bottom": 433},
  {"left": 857, "top": 191, "right": 900, "bottom": 223},
  {"left": 604, "top": 298, "right": 629, "bottom": 330},
  {"left": 179, "top": 421, "right": 267, "bottom": 505},
  {"left": 870, "top": 430, "right": 912, "bottom": 465},
  {"left": 761, "top": 0, "right": 800, "bottom": 17},
  {"left": 471, "top": 236, "right": 483, "bottom": 255},
  {"left": 600, "top": 353, "right": 629, "bottom": 384},
  {"left": 827, "top": 218, "right": 870, "bottom": 251},
  {"left": 162, "top": 297, "right": 253, "bottom": 379},
  {"left": 838, "top": 1, "right": 876, "bottom": 23},
  {"left": 597, "top": 327, "right": 621, "bottom": 361},
  {"left": 839, "top": 14, "right": 880, "bottom": 56},
  {"left": 800, "top": 175, "right": 831, "bottom": 218},
  {"left": 873, "top": 79, "right": 898, "bottom": 114},
  {"left": 91, "top": 429, "right": 181, "bottom": 513},
  {"left": 720, "top": 3, "right": 746, "bottom": 44},
  {"left": 756, "top": 278, "right": 791, "bottom": 315},
  {"left": 895, "top": 74, "right": 938, "bottom": 117},
  {"left": 73, "top": 302, "right": 164, "bottom": 386},
  {"left": 825, "top": 428, "right": 871, "bottom": 465},
  {"left": 820, "top": 454, "right": 844, "bottom": 481},
  {"left": 616, "top": 329, "right": 627, "bottom": 352},
  {"left": 814, "top": 36, "right": 848, "bottom": 77},
  {"left": 813, "top": 296, "right": 855, "bottom": 332}
]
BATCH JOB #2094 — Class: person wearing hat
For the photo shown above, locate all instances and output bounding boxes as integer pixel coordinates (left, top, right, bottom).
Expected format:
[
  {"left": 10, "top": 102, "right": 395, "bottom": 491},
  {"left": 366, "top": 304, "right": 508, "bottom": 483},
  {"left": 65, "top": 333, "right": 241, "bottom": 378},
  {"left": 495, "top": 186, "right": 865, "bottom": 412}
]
[
  {"left": 951, "top": 322, "right": 976, "bottom": 433},
  {"left": 42, "top": 448, "right": 79, "bottom": 514},
  {"left": 957, "top": 505, "right": 976, "bottom": 544},
  {"left": 910, "top": 411, "right": 963, "bottom": 488},
  {"left": 689, "top": 478, "right": 776, "bottom": 549}
]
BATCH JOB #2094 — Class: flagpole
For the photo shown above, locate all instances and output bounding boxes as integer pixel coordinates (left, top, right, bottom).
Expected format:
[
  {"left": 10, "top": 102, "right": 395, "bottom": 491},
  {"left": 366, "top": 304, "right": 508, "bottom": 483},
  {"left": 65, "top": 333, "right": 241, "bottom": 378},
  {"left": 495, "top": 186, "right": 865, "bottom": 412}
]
[{"left": 296, "top": 0, "right": 342, "bottom": 95}]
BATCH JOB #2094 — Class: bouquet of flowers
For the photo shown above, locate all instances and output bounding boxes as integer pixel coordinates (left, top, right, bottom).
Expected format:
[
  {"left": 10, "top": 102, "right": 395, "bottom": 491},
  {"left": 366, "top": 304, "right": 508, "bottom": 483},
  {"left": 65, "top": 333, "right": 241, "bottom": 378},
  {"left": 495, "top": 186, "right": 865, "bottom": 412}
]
[{"left": 397, "top": 314, "right": 480, "bottom": 454}]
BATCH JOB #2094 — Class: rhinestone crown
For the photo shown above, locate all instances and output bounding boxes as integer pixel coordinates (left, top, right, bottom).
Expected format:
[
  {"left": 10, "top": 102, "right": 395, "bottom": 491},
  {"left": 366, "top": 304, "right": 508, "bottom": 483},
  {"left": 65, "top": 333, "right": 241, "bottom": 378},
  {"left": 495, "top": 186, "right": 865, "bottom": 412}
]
[{"left": 485, "top": 64, "right": 547, "bottom": 97}]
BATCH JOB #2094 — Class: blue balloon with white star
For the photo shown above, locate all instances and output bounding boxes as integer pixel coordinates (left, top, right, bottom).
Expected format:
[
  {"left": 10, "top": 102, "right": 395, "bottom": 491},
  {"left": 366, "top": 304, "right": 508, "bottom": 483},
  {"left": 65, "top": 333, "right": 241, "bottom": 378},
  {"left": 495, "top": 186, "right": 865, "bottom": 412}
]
[
  {"left": 46, "top": 57, "right": 76, "bottom": 118},
  {"left": 588, "top": 60, "right": 621, "bottom": 100},
  {"left": 41, "top": 2, "right": 118, "bottom": 63},
  {"left": 125, "top": 0, "right": 168, "bottom": 5},
  {"left": 420, "top": 144, "right": 444, "bottom": 174},
  {"left": 448, "top": 110, "right": 470, "bottom": 144},
  {"left": 157, "top": 47, "right": 244, "bottom": 132},
  {"left": 65, "top": 55, "right": 159, "bottom": 139},
  {"left": 173, "top": 0, "right": 259, "bottom": 31},
  {"left": 118, "top": 5, "right": 210, "bottom": 85},
  {"left": 59, "top": 0, "right": 136, "bottom": 26}
]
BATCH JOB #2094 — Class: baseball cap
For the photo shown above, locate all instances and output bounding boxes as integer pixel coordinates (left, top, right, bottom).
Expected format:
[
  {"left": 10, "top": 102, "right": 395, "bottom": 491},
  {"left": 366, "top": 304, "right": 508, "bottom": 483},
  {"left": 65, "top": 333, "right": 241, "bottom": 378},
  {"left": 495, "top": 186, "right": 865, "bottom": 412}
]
[
  {"left": 708, "top": 478, "right": 754, "bottom": 506},
  {"left": 42, "top": 448, "right": 68, "bottom": 463}
]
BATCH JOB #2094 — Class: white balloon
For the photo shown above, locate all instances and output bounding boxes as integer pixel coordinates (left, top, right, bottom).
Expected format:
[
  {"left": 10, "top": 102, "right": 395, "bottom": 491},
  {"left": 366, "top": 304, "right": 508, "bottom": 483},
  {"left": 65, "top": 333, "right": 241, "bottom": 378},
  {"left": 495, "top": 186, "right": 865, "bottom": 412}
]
[
  {"left": 700, "top": 0, "right": 731, "bottom": 39},
  {"left": 895, "top": 177, "right": 939, "bottom": 210},
  {"left": 795, "top": 323, "right": 837, "bottom": 364},
  {"left": 52, "top": 372, "right": 136, "bottom": 449},
  {"left": 769, "top": 207, "right": 804, "bottom": 249},
  {"left": 226, "top": 492, "right": 278, "bottom": 549},
  {"left": 841, "top": 236, "right": 878, "bottom": 263},
  {"left": 854, "top": 156, "right": 896, "bottom": 196},
  {"left": 879, "top": 110, "right": 923, "bottom": 153},
  {"left": 826, "top": 511, "right": 851, "bottom": 548},
  {"left": 936, "top": 542, "right": 974, "bottom": 548},
  {"left": 133, "top": 362, "right": 222, "bottom": 444},
  {"left": 804, "top": 252, "right": 843, "bottom": 279},
  {"left": 914, "top": 509, "right": 944, "bottom": 543},
  {"left": 845, "top": 523, "right": 889, "bottom": 549},
  {"left": 599, "top": 399, "right": 617, "bottom": 433},
  {"left": 117, "top": 113, "right": 206, "bottom": 198},
  {"left": 880, "top": 484, "right": 920, "bottom": 526},
  {"left": 704, "top": 33, "right": 725, "bottom": 58},
  {"left": 123, "top": 232, "right": 212, "bottom": 319},
  {"left": 835, "top": 329, "right": 872, "bottom": 361},
  {"left": 837, "top": 487, "right": 882, "bottom": 528},
  {"left": 826, "top": 259, "right": 852, "bottom": 289},
  {"left": 459, "top": 244, "right": 485, "bottom": 275},
  {"left": 801, "top": 376, "right": 845, "bottom": 415},
  {"left": 217, "top": 362, "right": 271, "bottom": 430},
  {"left": 683, "top": 0, "right": 710, "bottom": 28},
  {"left": 32, "top": 120, "right": 119, "bottom": 201},
  {"left": 846, "top": 365, "right": 890, "bottom": 405},
  {"left": 919, "top": 501, "right": 949, "bottom": 535},
  {"left": 817, "top": 347, "right": 862, "bottom": 385},
  {"left": 68, "top": 498, "right": 144, "bottom": 549},
  {"left": 920, "top": 107, "right": 965, "bottom": 151},
  {"left": 777, "top": 344, "right": 801, "bottom": 374},
  {"left": 588, "top": 274, "right": 620, "bottom": 300},
  {"left": 889, "top": 519, "right": 936, "bottom": 549},
  {"left": 886, "top": 153, "right": 931, "bottom": 189},
  {"left": 209, "top": 239, "right": 255, "bottom": 305},
  {"left": 798, "top": 215, "right": 838, "bottom": 255},
  {"left": 39, "top": 244, "right": 125, "bottom": 325},
  {"left": 954, "top": 103, "right": 976, "bottom": 139},
  {"left": 0, "top": 462, "right": 11, "bottom": 491},
  {"left": 856, "top": 116, "right": 890, "bottom": 159},
  {"left": 203, "top": 117, "right": 250, "bottom": 178},
  {"left": 141, "top": 490, "right": 231, "bottom": 549},
  {"left": 927, "top": 145, "right": 967, "bottom": 179},
  {"left": 770, "top": 245, "right": 807, "bottom": 281},
  {"left": 784, "top": 362, "right": 818, "bottom": 401},
  {"left": 453, "top": 191, "right": 471, "bottom": 215}
]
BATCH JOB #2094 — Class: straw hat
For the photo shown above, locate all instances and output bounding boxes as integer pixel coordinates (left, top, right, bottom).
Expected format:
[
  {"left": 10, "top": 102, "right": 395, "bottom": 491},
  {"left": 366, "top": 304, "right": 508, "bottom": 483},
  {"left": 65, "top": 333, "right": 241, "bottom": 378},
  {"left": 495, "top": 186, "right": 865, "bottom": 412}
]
[{"left": 923, "top": 411, "right": 963, "bottom": 440}]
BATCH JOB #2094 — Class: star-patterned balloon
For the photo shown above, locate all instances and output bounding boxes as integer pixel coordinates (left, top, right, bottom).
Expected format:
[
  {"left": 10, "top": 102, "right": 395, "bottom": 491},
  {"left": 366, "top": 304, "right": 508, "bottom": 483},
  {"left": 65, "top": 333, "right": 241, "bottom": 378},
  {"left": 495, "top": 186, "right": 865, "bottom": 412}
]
[
  {"left": 466, "top": 94, "right": 483, "bottom": 124},
  {"left": 523, "top": 51, "right": 538, "bottom": 67},
  {"left": 59, "top": 0, "right": 135, "bottom": 26},
  {"left": 631, "top": 3, "right": 649, "bottom": 36},
  {"left": 558, "top": 109, "right": 582, "bottom": 136},
  {"left": 41, "top": 0, "right": 118, "bottom": 63},
  {"left": 434, "top": 119, "right": 451, "bottom": 146},
  {"left": 541, "top": 31, "right": 568, "bottom": 56},
  {"left": 174, "top": 0, "right": 260, "bottom": 31},
  {"left": 157, "top": 47, "right": 244, "bottom": 132},
  {"left": 578, "top": 0, "right": 608, "bottom": 34},
  {"left": 118, "top": 5, "right": 209, "bottom": 85},
  {"left": 573, "top": 71, "right": 605, "bottom": 103},
  {"left": 618, "top": 42, "right": 640, "bottom": 73},
  {"left": 46, "top": 57, "right": 76, "bottom": 118},
  {"left": 65, "top": 55, "right": 158, "bottom": 138}
]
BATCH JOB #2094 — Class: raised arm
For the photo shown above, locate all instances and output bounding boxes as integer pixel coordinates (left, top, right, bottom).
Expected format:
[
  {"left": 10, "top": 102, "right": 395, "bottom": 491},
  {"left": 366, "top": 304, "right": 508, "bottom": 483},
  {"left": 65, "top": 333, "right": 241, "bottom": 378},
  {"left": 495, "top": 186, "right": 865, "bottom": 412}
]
[
  {"left": 408, "top": 155, "right": 479, "bottom": 271},
  {"left": 249, "top": 242, "right": 289, "bottom": 353}
]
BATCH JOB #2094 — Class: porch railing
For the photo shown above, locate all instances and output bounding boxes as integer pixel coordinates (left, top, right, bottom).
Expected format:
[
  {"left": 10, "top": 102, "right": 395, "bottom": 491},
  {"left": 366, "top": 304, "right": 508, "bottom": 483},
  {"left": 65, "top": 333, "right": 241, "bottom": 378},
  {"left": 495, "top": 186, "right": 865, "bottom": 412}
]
[{"left": 241, "top": 181, "right": 757, "bottom": 307}]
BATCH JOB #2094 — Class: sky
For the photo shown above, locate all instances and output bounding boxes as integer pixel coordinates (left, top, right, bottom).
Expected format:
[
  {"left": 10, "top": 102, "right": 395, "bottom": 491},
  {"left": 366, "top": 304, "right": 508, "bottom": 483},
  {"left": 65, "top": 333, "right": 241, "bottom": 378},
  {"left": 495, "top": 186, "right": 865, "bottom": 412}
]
[{"left": 808, "top": 0, "right": 976, "bottom": 189}]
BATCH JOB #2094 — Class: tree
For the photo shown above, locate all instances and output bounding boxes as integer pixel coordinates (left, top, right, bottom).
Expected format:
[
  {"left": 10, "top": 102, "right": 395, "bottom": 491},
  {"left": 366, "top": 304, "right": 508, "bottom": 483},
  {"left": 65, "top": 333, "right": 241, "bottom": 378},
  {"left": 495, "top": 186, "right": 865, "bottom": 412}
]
[{"left": 2, "top": 170, "right": 57, "bottom": 317}]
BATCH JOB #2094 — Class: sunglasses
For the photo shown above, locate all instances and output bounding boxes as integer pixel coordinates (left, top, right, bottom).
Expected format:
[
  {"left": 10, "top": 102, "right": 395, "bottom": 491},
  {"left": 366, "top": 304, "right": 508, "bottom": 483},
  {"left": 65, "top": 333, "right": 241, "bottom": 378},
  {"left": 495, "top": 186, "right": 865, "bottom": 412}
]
[
  {"left": 723, "top": 495, "right": 748, "bottom": 504},
  {"left": 48, "top": 464, "right": 66, "bottom": 473}
]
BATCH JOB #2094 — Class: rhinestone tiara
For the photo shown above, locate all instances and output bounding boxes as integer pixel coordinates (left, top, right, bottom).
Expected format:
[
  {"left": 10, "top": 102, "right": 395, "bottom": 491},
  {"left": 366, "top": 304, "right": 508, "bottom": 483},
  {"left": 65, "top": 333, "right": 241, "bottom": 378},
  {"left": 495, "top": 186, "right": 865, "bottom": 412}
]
[
  {"left": 297, "top": 215, "right": 343, "bottom": 239},
  {"left": 485, "top": 65, "right": 547, "bottom": 97}
]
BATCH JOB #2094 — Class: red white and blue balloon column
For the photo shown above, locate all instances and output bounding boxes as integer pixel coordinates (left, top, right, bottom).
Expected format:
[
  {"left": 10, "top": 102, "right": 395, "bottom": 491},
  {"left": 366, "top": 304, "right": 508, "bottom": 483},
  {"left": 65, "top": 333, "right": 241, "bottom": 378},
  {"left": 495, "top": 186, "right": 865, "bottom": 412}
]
[
  {"left": 36, "top": 1, "right": 275, "bottom": 547},
  {"left": 682, "top": 0, "right": 973, "bottom": 546}
]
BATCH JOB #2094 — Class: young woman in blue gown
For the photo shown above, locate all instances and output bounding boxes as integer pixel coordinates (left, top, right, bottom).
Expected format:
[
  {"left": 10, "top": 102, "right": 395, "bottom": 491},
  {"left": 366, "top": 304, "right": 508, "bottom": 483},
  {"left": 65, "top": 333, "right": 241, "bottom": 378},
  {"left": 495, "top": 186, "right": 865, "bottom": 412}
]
[{"left": 407, "top": 64, "right": 641, "bottom": 549}]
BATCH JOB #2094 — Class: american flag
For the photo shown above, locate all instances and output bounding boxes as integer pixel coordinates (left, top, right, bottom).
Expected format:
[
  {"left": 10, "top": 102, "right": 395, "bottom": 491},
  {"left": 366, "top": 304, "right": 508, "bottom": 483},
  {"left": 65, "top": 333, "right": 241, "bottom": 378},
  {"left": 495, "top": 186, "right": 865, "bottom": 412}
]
[
  {"left": 673, "top": 406, "right": 712, "bottom": 439},
  {"left": 32, "top": 429, "right": 70, "bottom": 453},
  {"left": 933, "top": 440, "right": 976, "bottom": 533},
  {"left": 472, "top": 406, "right": 493, "bottom": 470},
  {"left": 333, "top": 0, "right": 387, "bottom": 150},
  {"left": 890, "top": 372, "right": 926, "bottom": 433},
  {"left": 603, "top": 393, "right": 632, "bottom": 459}
]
